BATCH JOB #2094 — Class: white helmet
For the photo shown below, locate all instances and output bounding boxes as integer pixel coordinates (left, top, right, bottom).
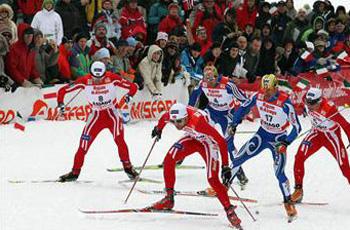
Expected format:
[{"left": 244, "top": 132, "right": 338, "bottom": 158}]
[
  {"left": 169, "top": 103, "right": 188, "bottom": 121},
  {"left": 306, "top": 87, "right": 322, "bottom": 105},
  {"left": 90, "top": 61, "right": 106, "bottom": 78}
]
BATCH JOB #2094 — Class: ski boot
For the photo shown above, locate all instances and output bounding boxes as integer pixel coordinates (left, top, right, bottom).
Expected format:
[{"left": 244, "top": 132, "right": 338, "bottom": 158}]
[
  {"left": 149, "top": 189, "right": 175, "bottom": 210},
  {"left": 58, "top": 171, "right": 79, "bottom": 182},
  {"left": 225, "top": 205, "right": 242, "bottom": 229},
  {"left": 291, "top": 185, "right": 303, "bottom": 203},
  {"left": 122, "top": 161, "right": 139, "bottom": 180},
  {"left": 284, "top": 199, "right": 297, "bottom": 223},
  {"left": 236, "top": 168, "right": 249, "bottom": 190}
]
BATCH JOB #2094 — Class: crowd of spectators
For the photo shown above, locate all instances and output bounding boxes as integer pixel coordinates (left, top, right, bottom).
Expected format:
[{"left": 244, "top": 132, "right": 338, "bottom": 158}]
[{"left": 0, "top": 0, "right": 350, "bottom": 98}]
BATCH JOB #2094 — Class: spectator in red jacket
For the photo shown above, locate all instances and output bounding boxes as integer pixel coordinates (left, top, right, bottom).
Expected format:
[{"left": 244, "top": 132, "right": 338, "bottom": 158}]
[
  {"left": 192, "top": 0, "right": 223, "bottom": 42},
  {"left": 236, "top": 0, "right": 258, "bottom": 30},
  {"left": 5, "top": 23, "right": 41, "bottom": 87},
  {"left": 119, "top": 0, "right": 147, "bottom": 40},
  {"left": 195, "top": 26, "right": 212, "bottom": 57},
  {"left": 87, "top": 22, "right": 116, "bottom": 57},
  {"left": 17, "top": 0, "right": 43, "bottom": 24},
  {"left": 159, "top": 2, "right": 182, "bottom": 34},
  {"left": 57, "top": 36, "right": 73, "bottom": 81}
]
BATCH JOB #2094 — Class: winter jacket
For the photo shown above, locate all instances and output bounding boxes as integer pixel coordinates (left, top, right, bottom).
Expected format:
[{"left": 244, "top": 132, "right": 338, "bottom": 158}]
[
  {"left": 33, "top": 45, "right": 59, "bottom": 83},
  {"left": 283, "top": 18, "right": 309, "bottom": 45},
  {"left": 57, "top": 44, "right": 71, "bottom": 80},
  {"left": 217, "top": 52, "right": 241, "bottom": 78},
  {"left": 243, "top": 47, "right": 260, "bottom": 83},
  {"left": 158, "top": 15, "right": 182, "bottom": 34},
  {"left": 211, "top": 21, "right": 239, "bottom": 44},
  {"left": 93, "top": 10, "right": 121, "bottom": 40},
  {"left": 119, "top": 5, "right": 146, "bottom": 40},
  {"left": 257, "top": 43, "right": 276, "bottom": 76},
  {"left": 55, "top": 0, "right": 83, "bottom": 38},
  {"left": 236, "top": 0, "right": 258, "bottom": 30},
  {"left": 87, "top": 36, "right": 116, "bottom": 57},
  {"left": 85, "top": 0, "right": 102, "bottom": 24},
  {"left": 180, "top": 48, "right": 204, "bottom": 80},
  {"left": 192, "top": 5, "right": 223, "bottom": 42},
  {"left": 271, "top": 13, "right": 291, "bottom": 46},
  {"left": 17, "top": 0, "right": 43, "bottom": 16},
  {"left": 300, "top": 16, "right": 325, "bottom": 43},
  {"left": 138, "top": 45, "right": 163, "bottom": 95},
  {"left": 69, "top": 42, "right": 91, "bottom": 79},
  {"left": 148, "top": 1, "right": 169, "bottom": 26},
  {"left": 5, "top": 23, "right": 40, "bottom": 85},
  {"left": 0, "top": 3, "right": 17, "bottom": 44},
  {"left": 31, "top": 9, "right": 64, "bottom": 45},
  {"left": 0, "top": 33, "right": 9, "bottom": 78}
]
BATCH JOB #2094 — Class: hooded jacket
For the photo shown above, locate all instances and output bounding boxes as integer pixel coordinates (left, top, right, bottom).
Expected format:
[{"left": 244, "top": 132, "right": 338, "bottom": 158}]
[
  {"left": 5, "top": 23, "right": 40, "bottom": 85},
  {"left": 138, "top": 45, "right": 163, "bottom": 95},
  {"left": 17, "top": 0, "right": 43, "bottom": 16},
  {"left": 0, "top": 4, "right": 17, "bottom": 44},
  {"left": 31, "top": 4, "right": 64, "bottom": 45},
  {"left": 119, "top": 4, "right": 147, "bottom": 40},
  {"left": 0, "top": 34, "right": 9, "bottom": 75}
]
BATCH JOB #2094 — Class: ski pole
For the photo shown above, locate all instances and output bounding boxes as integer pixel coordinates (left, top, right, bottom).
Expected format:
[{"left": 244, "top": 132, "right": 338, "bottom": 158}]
[
  {"left": 295, "top": 105, "right": 349, "bottom": 141},
  {"left": 55, "top": 88, "right": 84, "bottom": 120},
  {"left": 124, "top": 138, "right": 158, "bottom": 204},
  {"left": 236, "top": 130, "right": 256, "bottom": 134},
  {"left": 229, "top": 185, "right": 257, "bottom": 222}
]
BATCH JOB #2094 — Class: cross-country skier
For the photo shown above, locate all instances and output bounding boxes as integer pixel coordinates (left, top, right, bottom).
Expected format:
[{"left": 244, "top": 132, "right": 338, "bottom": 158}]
[
  {"left": 189, "top": 65, "right": 249, "bottom": 189},
  {"left": 149, "top": 103, "right": 242, "bottom": 229},
  {"left": 57, "top": 61, "right": 139, "bottom": 182},
  {"left": 291, "top": 87, "right": 350, "bottom": 203},
  {"left": 228, "top": 74, "right": 301, "bottom": 221}
]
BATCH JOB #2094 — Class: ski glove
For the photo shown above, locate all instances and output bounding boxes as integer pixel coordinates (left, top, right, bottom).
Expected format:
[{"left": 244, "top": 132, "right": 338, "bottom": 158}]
[
  {"left": 221, "top": 165, "right": 232, "bottom": 186},
  {"left": 227, "top": 124, "right": 237, "bottom": 136},
  {"left": 275, "top": 141, "right": 289, "bottom": 154},
  {"left": 151, "top": 126, "right": 162, "bottom": 141},
  {"left": 57, "top": 102, "right": 65, "bottom": 116},
  {"left": 124, "top": 94, "right": 133, "bottom": 104}
]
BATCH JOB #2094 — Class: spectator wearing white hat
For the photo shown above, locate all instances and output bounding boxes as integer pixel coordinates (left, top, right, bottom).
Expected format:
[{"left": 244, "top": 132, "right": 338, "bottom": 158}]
[{"left": 155, "top": 31, "right": 168, "bottom": 49}]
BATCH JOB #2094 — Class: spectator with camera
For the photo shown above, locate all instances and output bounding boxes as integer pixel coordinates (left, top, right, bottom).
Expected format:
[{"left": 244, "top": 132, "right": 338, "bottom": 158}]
[{"left": 33, "top": 29, "right": 59, "bottom": 85}]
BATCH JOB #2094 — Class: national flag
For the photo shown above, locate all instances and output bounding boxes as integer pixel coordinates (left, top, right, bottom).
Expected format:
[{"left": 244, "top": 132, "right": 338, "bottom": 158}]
[
  {"left": 336, "top": 51, "right": 350, "bottom": 64},
  {"left": 278, "top": 79, "right": 293, "bottom": 93},
  {"left": 300, "top": 50, "right": 313, "bottom": 62},
  {"left": 296, "top": 78, "right": 310, "bottom": 90},
  {"left": 315, "top": 67, "right": 329, "bottom": 78}
]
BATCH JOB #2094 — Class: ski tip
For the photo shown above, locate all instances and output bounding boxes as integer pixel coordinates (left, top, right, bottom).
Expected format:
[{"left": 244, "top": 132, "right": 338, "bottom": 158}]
[{"left": 287, "top": 215, "right": 297, "bottom": 223}]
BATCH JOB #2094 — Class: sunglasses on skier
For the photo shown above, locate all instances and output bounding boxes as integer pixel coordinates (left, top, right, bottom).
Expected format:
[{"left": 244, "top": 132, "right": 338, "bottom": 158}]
[{"left": 170, "top": 118, "right": 185, "bottom": 124}]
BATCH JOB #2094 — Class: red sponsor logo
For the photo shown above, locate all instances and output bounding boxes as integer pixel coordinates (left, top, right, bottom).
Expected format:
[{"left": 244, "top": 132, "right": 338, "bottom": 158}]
[
  {"left": 30, "top": 99, "right": 92, "bottom": 121},
  {"left": 128, "top": 100, "right": 176, "bottom": 120},
  {"left": 0, "top": 109, "right": 15, "bottom": 124}
]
